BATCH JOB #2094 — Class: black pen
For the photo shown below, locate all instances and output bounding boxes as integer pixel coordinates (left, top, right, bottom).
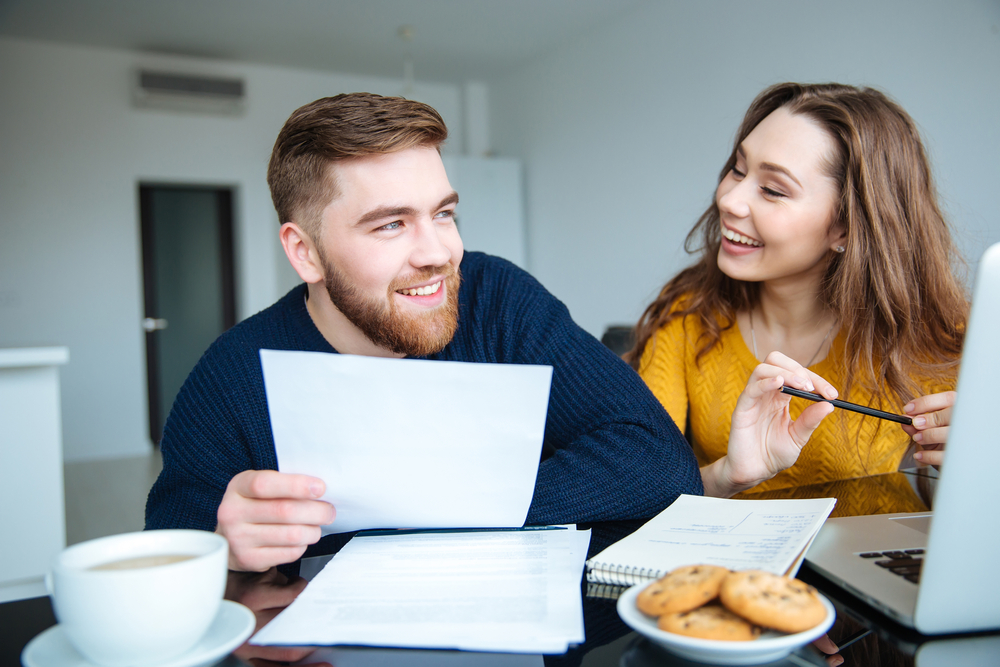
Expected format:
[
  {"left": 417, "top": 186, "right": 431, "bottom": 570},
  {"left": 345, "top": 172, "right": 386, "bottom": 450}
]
[{"left": 779, "top": 386, "right": 913, "bottom": 425}]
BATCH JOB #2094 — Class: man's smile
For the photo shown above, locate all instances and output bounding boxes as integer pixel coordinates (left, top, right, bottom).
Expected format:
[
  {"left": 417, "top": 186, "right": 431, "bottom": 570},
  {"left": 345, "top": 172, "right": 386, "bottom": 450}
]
[{"left": 396, "top": 280, "right": 443, "bottom": 297}]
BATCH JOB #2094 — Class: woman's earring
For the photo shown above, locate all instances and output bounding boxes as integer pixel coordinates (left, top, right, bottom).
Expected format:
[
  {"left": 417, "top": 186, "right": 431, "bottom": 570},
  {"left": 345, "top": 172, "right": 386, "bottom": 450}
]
[{"left": 835, "top": 246, "right": 846, "bottom": 253}]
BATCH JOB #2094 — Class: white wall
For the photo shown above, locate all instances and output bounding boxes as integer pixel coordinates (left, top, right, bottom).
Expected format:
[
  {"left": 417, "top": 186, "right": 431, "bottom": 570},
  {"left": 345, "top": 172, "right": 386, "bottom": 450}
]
[
  {"left": 0, "top": 37, "right": 463, "bottom": 462},
  {"left": 442, "top": 156, "right": 526, "bottom": 268},
  {"left": 6, "top": 0, "right": 999, "bottom": 460},
  {"left": 491, "top": 0, "right": 1000, "bottom": 337}
]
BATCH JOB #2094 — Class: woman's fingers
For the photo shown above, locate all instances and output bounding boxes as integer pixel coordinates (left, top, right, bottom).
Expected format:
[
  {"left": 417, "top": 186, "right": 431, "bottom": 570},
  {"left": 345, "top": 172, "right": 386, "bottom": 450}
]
[
  {"left": 812, "top": 633, "right": 840, "bottom": 654},
  {"left": 912, "top": 424, "right": 949, "bottom": 446},
  {"left": 904, "top": 391, "right": 957, "bottom": 417},
  {"left": 905, "top": 392, "right": 955, "bottom": 442},
  {"left": 789, "top": 400, "right": 836, "bottom": 446},
  {"left": 759, "top": 351, "right": 839, "bottom": 399},
  {"left": 917, "top": 448, "right": 945, "bottom": 466},
  {"left": 905, "top": 391, "right": 955, "bottom": 467},
  {"left": 740, "top": 373, "right": 784, "bottom": 401},
  {"left": 911, "top": 406, "right": 952, "bottom": 437},
  {"left": 810, "top": 634, "right": 844, "bottom": 666},
  {"left": 914, "top": 445, "right": 945, "bottom": 466}
]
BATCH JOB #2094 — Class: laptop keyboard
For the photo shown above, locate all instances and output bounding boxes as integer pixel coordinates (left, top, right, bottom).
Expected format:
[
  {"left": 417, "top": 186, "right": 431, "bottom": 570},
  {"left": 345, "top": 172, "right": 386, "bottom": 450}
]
[{"left": 859, "top": 549, "right": 925, "bottom": 583}]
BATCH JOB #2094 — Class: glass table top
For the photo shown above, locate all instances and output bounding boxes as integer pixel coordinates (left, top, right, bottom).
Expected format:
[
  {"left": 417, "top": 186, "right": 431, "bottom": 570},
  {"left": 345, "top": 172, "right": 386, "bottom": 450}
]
[{"left": 8, "top": 468, "right": 996, "bottom": 667}]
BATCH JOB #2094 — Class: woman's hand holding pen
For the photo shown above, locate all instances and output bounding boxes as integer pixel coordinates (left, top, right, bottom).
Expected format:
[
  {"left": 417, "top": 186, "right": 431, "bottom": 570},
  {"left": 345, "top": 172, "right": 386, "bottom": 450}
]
[
  {"left": 701, "top": 352, "right": 838, "bottom": 498},
  {"left": 903, "top": 391, "right": 956, "bottom": 466}
]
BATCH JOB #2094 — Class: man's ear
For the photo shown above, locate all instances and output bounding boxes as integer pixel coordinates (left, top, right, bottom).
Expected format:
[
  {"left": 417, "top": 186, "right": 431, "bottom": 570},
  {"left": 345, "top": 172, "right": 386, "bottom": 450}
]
[{"left": 280, "top": 222, "right": 324, "bottom": 284}]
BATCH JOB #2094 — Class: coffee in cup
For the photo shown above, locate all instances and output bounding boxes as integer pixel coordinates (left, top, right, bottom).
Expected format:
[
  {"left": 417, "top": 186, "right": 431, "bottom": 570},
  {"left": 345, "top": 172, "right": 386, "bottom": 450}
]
[
  {"left": 88, "top": 553, "right": 197, "bottom": 571},
  {"left": 47, "top": 529, "right": 228, "bottom": 666}
]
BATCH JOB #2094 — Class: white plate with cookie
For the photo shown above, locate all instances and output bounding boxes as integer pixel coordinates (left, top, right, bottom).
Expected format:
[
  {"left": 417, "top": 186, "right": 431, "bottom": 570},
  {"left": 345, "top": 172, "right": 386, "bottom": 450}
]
[{"left": 616, "top": 584, "right": 835, "bottom": 665}]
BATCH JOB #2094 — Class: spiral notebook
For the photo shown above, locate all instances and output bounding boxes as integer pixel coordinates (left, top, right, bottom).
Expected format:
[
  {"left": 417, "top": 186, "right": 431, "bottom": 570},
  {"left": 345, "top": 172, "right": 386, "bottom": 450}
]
[{"left": 586, "top": 494, "right": 836, "bottom": 586}]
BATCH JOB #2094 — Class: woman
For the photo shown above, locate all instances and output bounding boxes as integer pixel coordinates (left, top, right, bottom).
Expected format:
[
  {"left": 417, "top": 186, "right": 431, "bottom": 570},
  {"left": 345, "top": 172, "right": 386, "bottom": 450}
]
[{"left": 627, "top": 83, "right": 965, "bottom": 499}]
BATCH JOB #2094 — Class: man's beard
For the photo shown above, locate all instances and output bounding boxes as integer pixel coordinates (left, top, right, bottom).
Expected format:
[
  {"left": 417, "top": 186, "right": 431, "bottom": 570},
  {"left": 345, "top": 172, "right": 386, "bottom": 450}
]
[{"left": 320, "top": 256, "right": 460, "bottom": 357}]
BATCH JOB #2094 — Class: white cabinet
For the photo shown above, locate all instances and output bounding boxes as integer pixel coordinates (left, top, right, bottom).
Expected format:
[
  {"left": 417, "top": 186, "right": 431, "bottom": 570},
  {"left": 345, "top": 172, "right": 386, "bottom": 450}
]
[{"left": 0, "top": 347, "right": 68, "bottom": 602}]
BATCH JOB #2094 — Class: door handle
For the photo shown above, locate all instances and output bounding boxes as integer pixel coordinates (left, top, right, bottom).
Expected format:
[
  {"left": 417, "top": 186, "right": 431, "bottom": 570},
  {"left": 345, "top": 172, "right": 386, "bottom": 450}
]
[{"left": 142, "top": 317, "right": 169, "bottom": 332}]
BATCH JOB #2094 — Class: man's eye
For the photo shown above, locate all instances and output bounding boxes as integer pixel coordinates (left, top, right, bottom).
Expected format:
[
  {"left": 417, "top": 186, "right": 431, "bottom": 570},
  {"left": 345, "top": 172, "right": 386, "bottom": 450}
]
[
  {"left": 379, "top": 221, "right": 402, "bottom": 231},
  {"left": 435, "top": 209, "right": 455, "bottom": 220}
]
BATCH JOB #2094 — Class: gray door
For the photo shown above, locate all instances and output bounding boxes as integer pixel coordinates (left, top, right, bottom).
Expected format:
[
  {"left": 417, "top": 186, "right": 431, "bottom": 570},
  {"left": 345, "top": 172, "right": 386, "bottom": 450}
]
[{"left": 140, "top": 185, "right": 236, "bottom": 444}]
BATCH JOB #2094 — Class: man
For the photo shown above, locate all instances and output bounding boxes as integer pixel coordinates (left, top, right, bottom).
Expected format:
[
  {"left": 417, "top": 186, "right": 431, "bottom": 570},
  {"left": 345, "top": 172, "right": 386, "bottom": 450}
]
[{"left": 145, "top": 93, "right": 703, "bottom": 572}]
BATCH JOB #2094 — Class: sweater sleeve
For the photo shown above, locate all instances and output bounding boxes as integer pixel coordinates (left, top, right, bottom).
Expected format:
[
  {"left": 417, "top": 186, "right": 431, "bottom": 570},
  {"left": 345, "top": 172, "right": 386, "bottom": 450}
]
[
  {"left": 638, "top": 315, "right": 690, "bottom": 436},
  {"left": 453, "top": 256, "right": 703, "bottom": 525},
  {"left": 145, "top": 319, "right": 283, "bottom": 533},
  {"left": 146, "top": 336, "right": 275, "bottom": 530}
]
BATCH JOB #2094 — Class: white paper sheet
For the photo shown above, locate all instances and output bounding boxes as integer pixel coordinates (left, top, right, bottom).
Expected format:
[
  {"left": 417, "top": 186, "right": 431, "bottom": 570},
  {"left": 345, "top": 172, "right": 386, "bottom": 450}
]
[
  {"left": 260, "top": 350, "right": 553, "bottom": 534},
  {"left": 586, "top": 495, "right": 837, "bottom": 584},
  {"left": 252, "top": 528, "right": 591, "bottom": 654},
  {"left": 296, "top": 646, "right": 545, "bottom": 667}
]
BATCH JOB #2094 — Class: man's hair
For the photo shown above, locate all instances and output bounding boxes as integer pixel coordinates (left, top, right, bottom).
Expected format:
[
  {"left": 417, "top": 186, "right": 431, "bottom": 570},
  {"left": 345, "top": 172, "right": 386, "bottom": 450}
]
[{"left": 267, "top": 93, "right": 448, "bottom": 238}]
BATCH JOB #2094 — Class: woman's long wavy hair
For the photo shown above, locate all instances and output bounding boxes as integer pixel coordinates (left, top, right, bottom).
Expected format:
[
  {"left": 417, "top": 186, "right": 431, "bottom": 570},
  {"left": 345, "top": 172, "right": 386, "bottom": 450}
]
[{"left": 625, "top": 83, "right": 967, "bottom": 407}]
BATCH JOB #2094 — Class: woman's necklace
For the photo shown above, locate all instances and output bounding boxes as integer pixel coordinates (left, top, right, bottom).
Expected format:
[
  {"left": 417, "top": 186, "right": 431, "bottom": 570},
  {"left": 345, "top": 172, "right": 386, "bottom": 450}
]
[{"left": 749, "top": 309, "right": 837, "bottom": 367}]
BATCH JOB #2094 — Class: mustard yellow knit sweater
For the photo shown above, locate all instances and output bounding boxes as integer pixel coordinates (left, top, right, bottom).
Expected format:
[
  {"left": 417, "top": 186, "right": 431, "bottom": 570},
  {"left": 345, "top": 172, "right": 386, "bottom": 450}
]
[{"left": 639, "top": 311, "right": 922, "bottom": 497}]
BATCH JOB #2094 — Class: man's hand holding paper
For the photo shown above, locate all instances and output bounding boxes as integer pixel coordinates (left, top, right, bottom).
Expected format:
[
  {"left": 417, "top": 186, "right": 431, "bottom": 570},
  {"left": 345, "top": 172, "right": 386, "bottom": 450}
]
[
  {"left": 217, "top": 469, "right": 336, "bottom": 572},
  {"left": 254, "top": 350, "right": 553, "bottom": 544}
]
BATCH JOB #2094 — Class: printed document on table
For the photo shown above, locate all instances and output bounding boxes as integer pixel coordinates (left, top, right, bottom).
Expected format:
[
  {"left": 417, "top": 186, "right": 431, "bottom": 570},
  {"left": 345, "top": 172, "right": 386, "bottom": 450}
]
[
  {"left": 297, "top": 646, "right": 545, "bottom": 666},
  {"left": 260, "top": 350, "right": 553, "bottom": 534},
  {"left": 251, "top": 528, "right": 591, "bottom": 653}
]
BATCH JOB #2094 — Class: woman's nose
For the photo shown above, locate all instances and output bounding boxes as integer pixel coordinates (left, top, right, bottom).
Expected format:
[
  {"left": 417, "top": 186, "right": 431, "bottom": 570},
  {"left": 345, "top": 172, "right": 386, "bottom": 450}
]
[{"left": 717, "top": 178, "right": 751, "bottom": 218}]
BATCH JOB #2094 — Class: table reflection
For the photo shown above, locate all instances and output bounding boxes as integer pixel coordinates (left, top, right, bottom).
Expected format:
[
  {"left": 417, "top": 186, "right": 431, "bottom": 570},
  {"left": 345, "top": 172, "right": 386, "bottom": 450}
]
[
  {"left": 225, "top": 569, "right": 329, "bottom": 666},
  {"left": 216, "top": 470, "right": 1000, "bottom": 667},
  {"left": 222, "top": 527, "right": 639, "bottom": 667},
  {"left": 5, "top": 465, "right": 995, "bottom": 667},
  {"left": 738, "top": 469, "right": 936, "bottom": 517}
]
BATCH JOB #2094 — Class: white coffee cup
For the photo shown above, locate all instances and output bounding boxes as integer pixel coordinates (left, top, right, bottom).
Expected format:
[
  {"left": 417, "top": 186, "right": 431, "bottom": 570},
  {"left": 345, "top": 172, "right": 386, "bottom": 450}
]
[{"left": 47, "top": 529, "right": 228, "bottom": 666}]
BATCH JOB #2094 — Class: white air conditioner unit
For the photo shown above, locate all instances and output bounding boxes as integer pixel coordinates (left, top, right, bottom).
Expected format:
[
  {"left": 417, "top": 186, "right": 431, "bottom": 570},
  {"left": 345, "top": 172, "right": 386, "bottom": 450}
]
[{"left": 133, "top": 70, "right": 246, "bottom": 115}]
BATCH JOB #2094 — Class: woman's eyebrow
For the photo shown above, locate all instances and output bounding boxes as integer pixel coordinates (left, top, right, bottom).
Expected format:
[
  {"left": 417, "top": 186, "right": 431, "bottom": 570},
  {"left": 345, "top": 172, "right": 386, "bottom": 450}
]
[
  {"left": 758, "top": 162, "right": 801, "bottom": 188},
  {"left": 738, "top": 144, "right": 801, "bottom": 188}
]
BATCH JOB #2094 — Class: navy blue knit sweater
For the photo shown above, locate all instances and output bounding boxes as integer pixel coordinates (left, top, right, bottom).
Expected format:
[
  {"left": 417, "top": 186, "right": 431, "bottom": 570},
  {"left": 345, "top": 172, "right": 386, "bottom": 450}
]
[{"left": 145, "top": 252, "right": 702, "bottom": 550}]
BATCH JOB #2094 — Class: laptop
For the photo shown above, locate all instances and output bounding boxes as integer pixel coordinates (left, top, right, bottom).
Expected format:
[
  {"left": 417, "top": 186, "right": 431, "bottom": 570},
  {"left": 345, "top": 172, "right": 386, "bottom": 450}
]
[{"left": 805, "top": 242, "right": 1000, "bottom": 635}]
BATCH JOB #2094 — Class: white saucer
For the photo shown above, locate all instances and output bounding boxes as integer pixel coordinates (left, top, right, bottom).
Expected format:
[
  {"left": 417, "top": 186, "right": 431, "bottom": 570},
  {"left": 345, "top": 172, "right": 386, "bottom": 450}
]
[
  {"left": 616, "top": 584, "right": 836, "bottom": 666},
  {"left": 22, "top": 599, "right": 256, "bottom": 667}
]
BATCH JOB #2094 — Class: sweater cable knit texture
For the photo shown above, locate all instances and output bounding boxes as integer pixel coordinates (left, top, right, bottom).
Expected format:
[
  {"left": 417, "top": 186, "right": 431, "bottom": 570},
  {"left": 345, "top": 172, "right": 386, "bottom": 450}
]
[
  {"left": 146, "top": 252, "right": 702, "bottom": 553},
  {"left": 638, "top": 306, "right": 947, "bottom": 495}
]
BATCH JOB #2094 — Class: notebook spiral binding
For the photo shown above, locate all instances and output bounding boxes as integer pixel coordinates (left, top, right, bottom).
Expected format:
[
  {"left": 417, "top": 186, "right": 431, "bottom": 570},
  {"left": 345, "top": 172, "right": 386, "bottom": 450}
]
[{"left": 586, "top": 563, "right": 666, "bottom": 586}]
